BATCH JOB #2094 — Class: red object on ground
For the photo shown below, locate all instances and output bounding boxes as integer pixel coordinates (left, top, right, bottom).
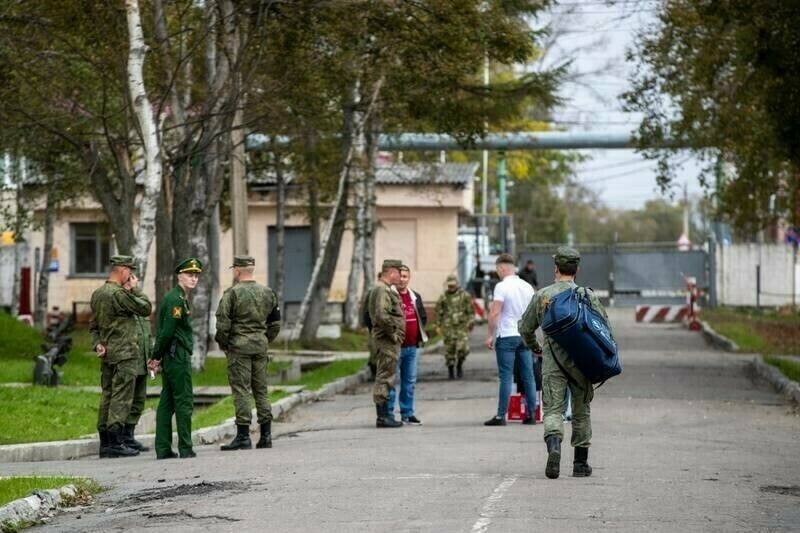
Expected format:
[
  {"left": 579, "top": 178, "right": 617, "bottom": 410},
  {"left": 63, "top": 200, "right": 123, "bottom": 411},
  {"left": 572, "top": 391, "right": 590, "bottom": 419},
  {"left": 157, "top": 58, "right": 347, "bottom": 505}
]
[{"left": 506, "top": 393, "right": 527, "bottom": 422}]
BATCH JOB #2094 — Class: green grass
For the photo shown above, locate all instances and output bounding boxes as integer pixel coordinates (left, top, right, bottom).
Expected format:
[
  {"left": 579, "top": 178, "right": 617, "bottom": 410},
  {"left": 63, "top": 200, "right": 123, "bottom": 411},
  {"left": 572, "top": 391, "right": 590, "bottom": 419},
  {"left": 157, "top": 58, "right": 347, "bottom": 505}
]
[
  {"left": 0, "top": 476, "right": 101, "bottom": 507},
  {"left": 764, "top": 356, "right": 800, "bottom": 383},
  {"left": 289, "top": 359, "right": 367, "bottom": 391},
  {"left": 192, "top": 390, "right": 287, "bottom": 429},
  {"left": 0, "top": 387, "right": 101, "bottom": 445},
  {"left": 701, "top": 307, "right": 800, "bottom": 355}
]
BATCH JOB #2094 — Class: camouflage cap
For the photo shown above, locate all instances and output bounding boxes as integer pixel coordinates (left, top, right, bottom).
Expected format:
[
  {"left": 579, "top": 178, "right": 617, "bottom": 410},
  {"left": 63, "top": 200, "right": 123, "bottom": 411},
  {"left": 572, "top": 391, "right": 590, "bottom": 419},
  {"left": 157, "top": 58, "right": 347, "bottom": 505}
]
[
  {"left": 553, "top": 246, "right": 581, "bottom": 266},
  {"left": 231, "top": 255, "right": 255, "bottom": 268},
  {"left": 382, "top": 259, "right": 403, "bottom": 270},
  {"left": 175, "top": 257, "right": 203, "bottom": 274},
  {"left": 110, "top": 255, "right": 137, "bottom": 270},
  {"left": 446, "top": 274, "right": 458, "bottom": 285}
]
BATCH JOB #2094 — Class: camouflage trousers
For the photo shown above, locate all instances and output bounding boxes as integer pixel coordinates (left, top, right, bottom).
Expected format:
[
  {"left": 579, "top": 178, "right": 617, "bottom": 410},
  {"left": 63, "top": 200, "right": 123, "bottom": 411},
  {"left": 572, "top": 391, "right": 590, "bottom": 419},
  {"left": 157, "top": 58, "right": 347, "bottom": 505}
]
[
  {"left": 372, "top": 341, "right": 400, "bottom": 404},
  {"left": 367, "top": 335, "right": 377, "bottom": 366},
  {"left": 97, "top": 357, "right": 139, "bottom": 432},
  {"left": 227, "top": 351, "right": 272, "bottom": 425},
  {"left": 443, "top": 332, "right": 470, "bottom": 365},
  {"left": 126, "top": 373, "right": 148, "bottom": 426},
  {"left": 542, "top": 349, "right": 594, "bottom": 448}
]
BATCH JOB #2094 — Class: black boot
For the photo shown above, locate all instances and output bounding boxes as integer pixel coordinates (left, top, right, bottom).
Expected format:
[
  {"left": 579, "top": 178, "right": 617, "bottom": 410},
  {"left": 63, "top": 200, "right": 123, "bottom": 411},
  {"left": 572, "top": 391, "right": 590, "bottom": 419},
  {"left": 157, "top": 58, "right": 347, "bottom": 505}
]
[
  {"left": 368, "top": 362, "right": 377, "bottom": 380},
  {"left": 456, "top": 360, "right": 464, "bottom": 379},
  {"left": 123, "top": 424, "right": 149, "bottom": 452},
  {"left": 104, "top": 427, "right": 139, "bottom": 458},
  {"left": 221, "top": 424, "right": 252, "bottom": 451},
  {"left": 448, "top": 365, "right": 455, "bottom": 380},
  {"left": 256, "top": 422, "right": 272, "bottom": 449},
  {"left": 375, "top": 403, "right": 403, "bottom": 428},
  {"left": 572, "top": 446, "right": 593, "bottom": 477},
  {"left": 98, "top": 430, "right": 111, "bottom": 458},
  {"left": 545, "top": 435, "right": 561, "bottom": 479}
]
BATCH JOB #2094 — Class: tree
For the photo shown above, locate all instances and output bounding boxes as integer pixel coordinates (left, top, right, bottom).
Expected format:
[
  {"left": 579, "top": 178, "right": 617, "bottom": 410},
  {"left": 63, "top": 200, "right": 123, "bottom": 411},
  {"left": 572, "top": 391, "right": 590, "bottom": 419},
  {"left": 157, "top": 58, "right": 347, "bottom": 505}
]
[{"left": 624, "top": 1, "right": 800, "bottom": 234}]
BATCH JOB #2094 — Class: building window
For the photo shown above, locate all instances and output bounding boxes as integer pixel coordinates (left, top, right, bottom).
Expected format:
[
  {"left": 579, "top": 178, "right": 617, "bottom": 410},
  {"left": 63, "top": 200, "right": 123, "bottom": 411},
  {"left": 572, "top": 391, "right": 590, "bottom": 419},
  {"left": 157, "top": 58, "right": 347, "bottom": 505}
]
[{"left": 71, "top": 223, "right": 113, "bottom": 276}]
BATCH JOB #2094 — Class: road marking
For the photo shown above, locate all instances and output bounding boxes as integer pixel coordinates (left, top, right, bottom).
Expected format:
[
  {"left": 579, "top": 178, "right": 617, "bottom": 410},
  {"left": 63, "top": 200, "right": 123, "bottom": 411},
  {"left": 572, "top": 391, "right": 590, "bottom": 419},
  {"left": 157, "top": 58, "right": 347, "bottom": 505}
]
[{"left": 470, "top": 476, "right": 517, "bottom": 533}]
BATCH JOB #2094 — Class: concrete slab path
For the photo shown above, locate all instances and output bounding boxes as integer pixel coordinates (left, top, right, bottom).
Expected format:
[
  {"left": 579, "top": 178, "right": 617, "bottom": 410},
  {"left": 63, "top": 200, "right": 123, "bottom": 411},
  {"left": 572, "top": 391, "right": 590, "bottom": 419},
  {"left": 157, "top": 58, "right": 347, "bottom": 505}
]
[{"left": 6, "top": 309, "right": 799, "bottom": 532}]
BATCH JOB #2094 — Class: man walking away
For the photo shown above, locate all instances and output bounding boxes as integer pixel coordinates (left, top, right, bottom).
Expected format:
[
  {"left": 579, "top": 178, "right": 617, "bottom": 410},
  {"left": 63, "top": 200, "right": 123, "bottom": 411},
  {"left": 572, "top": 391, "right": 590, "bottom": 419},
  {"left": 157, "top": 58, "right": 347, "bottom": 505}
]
[
  {"left": 150, "top": 258, "right": 203, "bottom": 459},
  {"left": 216, "top": 256, "right": 282, "bottom": 451},
  {"left": 367, "top": 259, "right": 406, "bottom": 428},
  {"left": 91, "top": 255, "right": 152, "bottom": 458},
  {"left": 435, "top": 275, "right": 474, "bottom": 379},
  {"left": 519, "top": 246, "right": 610, "bottom": 479},
  {"left": 484, "top": 253, "right": 537, "bottom": 426},
  {"left": 520, "top": 260, "right": 539, "bottom": 289},
  {"left": 388, "top": 265, "right": 427, "bottom": 425}
]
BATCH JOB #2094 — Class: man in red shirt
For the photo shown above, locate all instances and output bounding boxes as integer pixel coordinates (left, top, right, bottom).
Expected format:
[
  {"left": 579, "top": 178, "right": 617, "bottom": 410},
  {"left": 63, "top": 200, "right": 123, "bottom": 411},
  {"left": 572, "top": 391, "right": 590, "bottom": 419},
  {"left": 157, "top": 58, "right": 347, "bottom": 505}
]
[{"left": 388, "top": 265, "right": 428, "bottom": 424}]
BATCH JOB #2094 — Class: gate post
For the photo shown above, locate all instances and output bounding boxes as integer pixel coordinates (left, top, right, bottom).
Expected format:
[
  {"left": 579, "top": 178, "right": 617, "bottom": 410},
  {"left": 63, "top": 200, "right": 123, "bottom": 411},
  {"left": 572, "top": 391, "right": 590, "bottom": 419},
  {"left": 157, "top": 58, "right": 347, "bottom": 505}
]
[
  {"left": 707, "top": 237, "right": 717, "bottom": 307},
  {"left": 608, "top": 243, "right": 615, "bottom": 307}
]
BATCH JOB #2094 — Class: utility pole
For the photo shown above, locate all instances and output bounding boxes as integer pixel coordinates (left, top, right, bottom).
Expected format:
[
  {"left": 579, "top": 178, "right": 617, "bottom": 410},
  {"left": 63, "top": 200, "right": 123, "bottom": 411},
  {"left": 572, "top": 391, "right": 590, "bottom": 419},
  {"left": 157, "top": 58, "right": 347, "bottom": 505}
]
[
  {"left": 481, "top": 53, "right": 489, "bottom": 218},
  {"left": 230, "top": 106, "right": 249, "bottom": 255}
]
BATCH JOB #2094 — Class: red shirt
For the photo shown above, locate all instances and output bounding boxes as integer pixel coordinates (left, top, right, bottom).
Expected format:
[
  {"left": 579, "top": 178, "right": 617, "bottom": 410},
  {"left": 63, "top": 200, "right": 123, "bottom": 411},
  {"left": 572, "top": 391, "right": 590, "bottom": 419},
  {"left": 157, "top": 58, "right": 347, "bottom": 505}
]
[{"left": 400, "top": 290, "right": 418, "bottom": 347}]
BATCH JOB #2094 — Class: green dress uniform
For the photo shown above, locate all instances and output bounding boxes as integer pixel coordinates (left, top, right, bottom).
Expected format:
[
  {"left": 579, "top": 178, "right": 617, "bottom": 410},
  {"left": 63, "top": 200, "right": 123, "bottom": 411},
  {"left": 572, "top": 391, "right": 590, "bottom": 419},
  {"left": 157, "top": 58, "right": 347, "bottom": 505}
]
[
  {"left": 434, "top": 275, "right": 474, "bottom": 376},
  {"left": 368, "top": 259, "right": 406, "bottom": 427},
  {"left": 153, "top": 258, "right": 202, "bottom": 459},
  {"left": 215, "top": 255, "right": 282, "bottom": 450},
  {"left": 518, "top": 246, "right": 611, "bottom": 479},
  {"left": 122, "top": 313, "right": 152, "bottom": 451},
  {"left": 90, "top": 255, "right": 152, "bottom": 457}
]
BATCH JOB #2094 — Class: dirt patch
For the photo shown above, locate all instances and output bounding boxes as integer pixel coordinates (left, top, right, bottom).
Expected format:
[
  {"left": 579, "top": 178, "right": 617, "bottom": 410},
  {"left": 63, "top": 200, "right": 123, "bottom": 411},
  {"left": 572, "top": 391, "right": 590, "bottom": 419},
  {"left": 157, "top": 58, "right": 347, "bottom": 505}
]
[
  {"left": 760, "top": 485, "right": 800, "bottom": 497},
  {"left": 129, "top": 481, "right": 249, "bottom": 503},
  {"left": 142, "top": 509, "right": 240, "bottom": 523}
]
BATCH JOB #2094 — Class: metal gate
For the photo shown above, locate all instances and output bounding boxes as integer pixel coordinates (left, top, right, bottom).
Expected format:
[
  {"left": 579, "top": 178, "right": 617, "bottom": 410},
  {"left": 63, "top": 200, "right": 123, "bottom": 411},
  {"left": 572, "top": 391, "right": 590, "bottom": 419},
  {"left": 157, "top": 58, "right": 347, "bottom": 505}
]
[{"left": 519, "top": 243, "right": 708, "bottom": 307}]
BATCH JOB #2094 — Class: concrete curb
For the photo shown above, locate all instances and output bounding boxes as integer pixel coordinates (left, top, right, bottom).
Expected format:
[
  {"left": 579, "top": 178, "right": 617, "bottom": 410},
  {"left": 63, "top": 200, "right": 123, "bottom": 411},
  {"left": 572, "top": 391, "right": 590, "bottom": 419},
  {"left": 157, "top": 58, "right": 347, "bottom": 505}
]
[
  {"left": 0, "top": 484, "right": 78, "bottom": 530},
  {"left": 750, "top": 356, "right": 800, "bottom": 407},
  {"left": 0, "top": 366, "right": 371, "bottom": 463},
  {"left": 699, "top": 320, "right": 740, "bottom": 352}
]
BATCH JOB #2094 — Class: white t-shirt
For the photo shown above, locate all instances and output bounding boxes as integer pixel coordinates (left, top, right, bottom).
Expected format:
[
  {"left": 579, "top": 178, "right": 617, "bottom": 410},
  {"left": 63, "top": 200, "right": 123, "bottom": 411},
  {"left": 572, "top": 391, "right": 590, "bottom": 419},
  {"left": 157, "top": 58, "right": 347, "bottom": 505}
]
[{"left": 493, "top": 274, "right": 535, "bottom": 338}]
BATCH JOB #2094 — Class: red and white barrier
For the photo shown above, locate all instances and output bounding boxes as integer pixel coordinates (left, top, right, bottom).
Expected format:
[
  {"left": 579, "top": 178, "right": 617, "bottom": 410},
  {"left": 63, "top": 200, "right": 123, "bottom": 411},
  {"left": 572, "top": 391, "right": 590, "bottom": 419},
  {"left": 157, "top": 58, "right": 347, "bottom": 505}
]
[{"left": 635, "top": 305, "right": 692, "bottom": 323}]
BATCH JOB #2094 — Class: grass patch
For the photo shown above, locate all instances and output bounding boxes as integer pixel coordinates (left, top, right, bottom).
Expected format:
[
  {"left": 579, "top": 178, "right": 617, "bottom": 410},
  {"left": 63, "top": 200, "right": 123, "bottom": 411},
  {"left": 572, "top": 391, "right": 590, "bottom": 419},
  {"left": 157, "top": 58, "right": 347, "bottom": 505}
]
[
  {"left": 0, "top": 476, "right": 100, "bottom": 507},
  {"left": 764, "top": 356, "right": 800, "bottom": 383},
  {"left": 701, "top": 307, "right": 800, "bottom": 355},
  {"left": 192, "top": 390, "right": 287, "bottom": 429},
  {"left": 289, "top": 359, "right": 367, "bottom": 391},
  {"left": 0, "top": 387, "right": 101, "bottom": 445}
]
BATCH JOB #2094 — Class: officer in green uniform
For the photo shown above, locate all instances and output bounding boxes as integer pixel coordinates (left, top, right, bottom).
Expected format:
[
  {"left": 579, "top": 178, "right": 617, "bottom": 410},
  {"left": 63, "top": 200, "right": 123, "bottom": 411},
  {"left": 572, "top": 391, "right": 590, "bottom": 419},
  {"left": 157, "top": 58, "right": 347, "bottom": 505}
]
[
  {"left": 216, "top": 255, "right": 282, "bottom": 451},
  {"left": 151, "top": 257, "right": 203, "bottom": 459},
  {"left": 518, "top": 246, "right": 612, "bottom": 479},
  {"left": 90, "top": 255, "right": 152, "bottom": 458},
  {"left": 122, "top": 310, "right": 152, "bottom": 452},
  {"left": 367, "top": 259, "right": 405, "bottom": 428},
  {"left": 435, "top": 274, "right": 475, "bottom": 379}
]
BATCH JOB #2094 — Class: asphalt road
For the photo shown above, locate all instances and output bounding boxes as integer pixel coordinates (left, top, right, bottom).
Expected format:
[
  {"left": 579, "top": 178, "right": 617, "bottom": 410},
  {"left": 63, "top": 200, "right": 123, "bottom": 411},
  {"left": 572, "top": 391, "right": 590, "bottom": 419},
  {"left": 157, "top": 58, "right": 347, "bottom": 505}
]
[{"left": 7, "top": 309, "right": 800, "bottom": 532}]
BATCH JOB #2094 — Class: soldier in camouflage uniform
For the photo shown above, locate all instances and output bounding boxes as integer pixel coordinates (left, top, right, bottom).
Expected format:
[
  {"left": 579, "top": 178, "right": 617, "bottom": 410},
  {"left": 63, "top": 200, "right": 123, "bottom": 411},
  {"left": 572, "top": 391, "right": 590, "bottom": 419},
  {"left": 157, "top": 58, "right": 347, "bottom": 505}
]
[
  {"left": 435, "top": 274, "right": 474, "bottom": 379},
  {"left": 151, "top": 257, "right": 203, "bottom": 459},
  {"left": 519, "top": 246, "right": 612, "bottom": 479},
  {"left": 122, "top": 311, "right": 152, "bottom": 453},
  {"left": 90, "top": 255, "right": 152, "bottom": 458},
  {"left": 367, "top": 259, "right": 406, "bottom": 428},
  {"left": 363, "top": 271, "right": 383, "bottom": 379},
  {"left": 216, "top": 255, "right": 282, "bottom": 451}
]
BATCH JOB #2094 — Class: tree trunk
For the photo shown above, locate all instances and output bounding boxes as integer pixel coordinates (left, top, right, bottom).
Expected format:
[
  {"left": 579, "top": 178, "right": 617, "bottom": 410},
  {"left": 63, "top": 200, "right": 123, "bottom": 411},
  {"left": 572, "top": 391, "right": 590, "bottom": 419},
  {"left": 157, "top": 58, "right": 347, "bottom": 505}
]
[
  {"left": 343, "top": 164, "right": 366, "bottom": 330},
  {"left": 155, "top": 178, "right": 174, "bottom": 305},
  {"left": 230, "top": 104, "right": 249, "bottom": 255},
  {"left": 362, "top": 116, "right": 380, "bottom": 294},
  {"left": 34, "top": 192, "right": 55, "bottom": 328},
  {"left": 125, "top": 0, "right": 162, "bottom": 281},
  {"left": 308, "top": 178, "right": 321, "bottom": 260},
  {"left": 9, "top": 159, "right": 22, "bottom": 317},
  {"left": 274, "top": 153, "right": 287, "bottom": 314}
]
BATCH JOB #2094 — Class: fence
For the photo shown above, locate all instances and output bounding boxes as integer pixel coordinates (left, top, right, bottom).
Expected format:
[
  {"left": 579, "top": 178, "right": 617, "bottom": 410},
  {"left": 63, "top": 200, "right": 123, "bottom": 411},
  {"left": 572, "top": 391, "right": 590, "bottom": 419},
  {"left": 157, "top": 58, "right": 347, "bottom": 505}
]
[{"left": 713, "top": 243, "right": 800, "bottom": 307}]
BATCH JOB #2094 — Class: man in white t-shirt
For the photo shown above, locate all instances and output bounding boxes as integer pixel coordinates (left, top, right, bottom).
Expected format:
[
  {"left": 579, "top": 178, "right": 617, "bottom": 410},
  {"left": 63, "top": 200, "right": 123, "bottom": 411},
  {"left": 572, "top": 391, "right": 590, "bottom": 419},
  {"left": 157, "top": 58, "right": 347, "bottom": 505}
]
[{"left": 484, "top": 253, "right": 537, "bottom": 426}]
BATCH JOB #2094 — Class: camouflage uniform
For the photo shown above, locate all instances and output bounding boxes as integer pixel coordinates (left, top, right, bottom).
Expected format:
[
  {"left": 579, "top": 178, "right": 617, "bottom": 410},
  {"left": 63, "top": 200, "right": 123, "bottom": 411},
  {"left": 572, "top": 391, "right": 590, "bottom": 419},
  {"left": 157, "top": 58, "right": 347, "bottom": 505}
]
[
  {"left": 90, "top": 280, "right": 152, "bottom": 433},
  {"left": 368, "top": 278, "right": 405, "bottom": 405},
  {"left": 519, "top": 277, "right": 611, "bottom": 449},
  {"left": 435, "top": 283, "right": 474, "bottom": 366},
  {"left": 126, "top": 314, "right": 152, "bottom": 426},
  {"left": 215, "top": 278, "right": 281, "bottom": 426}
]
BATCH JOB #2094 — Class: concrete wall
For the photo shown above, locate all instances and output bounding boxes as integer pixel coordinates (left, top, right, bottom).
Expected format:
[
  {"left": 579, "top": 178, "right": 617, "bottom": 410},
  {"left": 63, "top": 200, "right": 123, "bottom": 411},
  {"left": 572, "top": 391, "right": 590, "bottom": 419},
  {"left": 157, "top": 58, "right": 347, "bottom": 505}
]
[{"left": 717, "top": 243, "right": 800, "bottom": 306}]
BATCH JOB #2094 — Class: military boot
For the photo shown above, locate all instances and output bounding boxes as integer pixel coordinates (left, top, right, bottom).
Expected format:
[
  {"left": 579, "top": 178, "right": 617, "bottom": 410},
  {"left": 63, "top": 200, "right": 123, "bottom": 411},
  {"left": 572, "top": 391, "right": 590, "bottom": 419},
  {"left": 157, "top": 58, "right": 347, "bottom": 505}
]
[
  {"left": 123, "top": 424, "right": 150, "bottom": 452},
  {"left": 98, "top": 430, "right": 111, "bottom": 459},
  {"left": 376, "top": 403, "right": 403, "bottom": 428},
  {"left": 545, "top": 435, "right": 561, "bottom": 479},
  {"left": 448, "top": 365, "right": 455, "bottom": 380},
  {"left": 572, "top": 446, "right": 593, "bottom": 477},
  {"left": 256, "top": 422, "right": 272, "bottom": 449},
  {"left": 104, "top": 427, "right": 140, "bottom": 458},
  {"left": 221, "top": 424, "right": 252, "bottom": 451},
  {"left": 456, "top": 360, "right": 464, "bottom": 379}
]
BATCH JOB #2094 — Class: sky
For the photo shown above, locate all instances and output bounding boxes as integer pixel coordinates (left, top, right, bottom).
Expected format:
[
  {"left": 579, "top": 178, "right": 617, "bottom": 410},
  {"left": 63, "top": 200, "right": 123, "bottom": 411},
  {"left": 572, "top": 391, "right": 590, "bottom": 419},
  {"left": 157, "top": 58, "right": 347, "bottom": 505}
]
[{"left": 536, "top": 0, "right": 705, "bottom": 210}]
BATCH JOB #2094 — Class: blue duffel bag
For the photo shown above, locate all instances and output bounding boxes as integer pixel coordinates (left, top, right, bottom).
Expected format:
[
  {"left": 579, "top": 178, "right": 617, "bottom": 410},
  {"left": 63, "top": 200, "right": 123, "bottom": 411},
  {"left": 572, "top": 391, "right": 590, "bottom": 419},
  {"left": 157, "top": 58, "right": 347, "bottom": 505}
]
[{"left": 541, "top": 287, "right": 621, "bottom": 384}]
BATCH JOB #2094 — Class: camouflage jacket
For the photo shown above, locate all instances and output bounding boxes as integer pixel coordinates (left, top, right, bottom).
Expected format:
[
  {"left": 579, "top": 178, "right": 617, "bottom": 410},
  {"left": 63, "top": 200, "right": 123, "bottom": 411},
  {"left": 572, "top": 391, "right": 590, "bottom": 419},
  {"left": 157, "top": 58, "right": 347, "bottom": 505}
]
[
  {"left": 89, "top": 282, "right": 152, "bottom": 364},
  {"left": 435, "top": 288, "right": 474, "bottom": 331},
  {"left": 215, "top": 280, "right": 281, "bottom": 355},
  {"left": 134, "top": 314, "right": 153, "bottom": 375},
  {"left": 519, "top": 280, "right": 612, "bottom": 366},
  {"left": 367, "top": 280, "right": 405, "bottom": 345},
  {"left": 153, "top": 285, "right": 194, "bottom": 360}
]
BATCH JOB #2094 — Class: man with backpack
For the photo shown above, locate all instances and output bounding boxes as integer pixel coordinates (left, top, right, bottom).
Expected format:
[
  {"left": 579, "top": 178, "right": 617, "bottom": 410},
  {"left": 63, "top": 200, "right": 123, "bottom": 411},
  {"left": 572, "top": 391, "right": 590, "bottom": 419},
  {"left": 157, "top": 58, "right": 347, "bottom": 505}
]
[{"left": 519, "top": 246, "right": 612, "bottom": 480}]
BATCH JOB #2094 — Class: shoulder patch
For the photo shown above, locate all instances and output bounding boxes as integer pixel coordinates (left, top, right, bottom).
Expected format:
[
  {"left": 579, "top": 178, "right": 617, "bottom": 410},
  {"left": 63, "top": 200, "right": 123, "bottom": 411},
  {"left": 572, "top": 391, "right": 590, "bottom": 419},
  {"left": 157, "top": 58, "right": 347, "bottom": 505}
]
[{"left": 172, "top": 306, "right": 183, "bottom": 318}]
